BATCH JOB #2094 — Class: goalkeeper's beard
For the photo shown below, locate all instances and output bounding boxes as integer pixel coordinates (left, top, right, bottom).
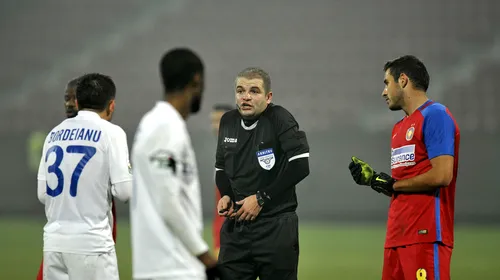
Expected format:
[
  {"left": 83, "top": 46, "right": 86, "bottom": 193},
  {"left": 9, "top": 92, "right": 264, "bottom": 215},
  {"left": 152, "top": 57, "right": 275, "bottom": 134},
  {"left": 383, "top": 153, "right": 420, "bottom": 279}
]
[{"left": 388, "top": 92, "right": 404, "bottom": 111}]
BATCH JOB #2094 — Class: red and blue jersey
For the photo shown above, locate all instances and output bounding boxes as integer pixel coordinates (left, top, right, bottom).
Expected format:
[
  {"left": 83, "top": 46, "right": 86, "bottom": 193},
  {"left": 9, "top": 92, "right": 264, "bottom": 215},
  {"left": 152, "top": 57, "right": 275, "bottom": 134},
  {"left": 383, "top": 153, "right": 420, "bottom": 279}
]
[{"left": 386, "top": 100, "right": 460, "bottom": 248}]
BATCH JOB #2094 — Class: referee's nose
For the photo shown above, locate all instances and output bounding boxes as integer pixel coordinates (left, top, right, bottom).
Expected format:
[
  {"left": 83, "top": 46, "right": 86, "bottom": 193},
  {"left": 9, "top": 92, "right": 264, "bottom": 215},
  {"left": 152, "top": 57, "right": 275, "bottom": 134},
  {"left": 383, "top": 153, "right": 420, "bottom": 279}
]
[{"left": 241, "top": 92, "right": 252, "bottom": 100}]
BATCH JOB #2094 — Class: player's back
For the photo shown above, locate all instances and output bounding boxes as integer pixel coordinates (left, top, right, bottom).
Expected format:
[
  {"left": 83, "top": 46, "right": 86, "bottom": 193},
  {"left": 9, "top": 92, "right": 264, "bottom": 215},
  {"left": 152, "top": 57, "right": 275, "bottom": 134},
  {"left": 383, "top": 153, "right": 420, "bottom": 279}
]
[{"left": 39, "top": 111, "right": 120, "bottom": 254}]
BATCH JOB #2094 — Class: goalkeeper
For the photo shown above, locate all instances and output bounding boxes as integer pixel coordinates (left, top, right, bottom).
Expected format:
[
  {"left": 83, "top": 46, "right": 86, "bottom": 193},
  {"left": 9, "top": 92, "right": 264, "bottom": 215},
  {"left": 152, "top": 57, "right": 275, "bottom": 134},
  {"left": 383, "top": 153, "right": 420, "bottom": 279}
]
[{"left": 348, "top": 55, "right": 460, "bottom": 280}]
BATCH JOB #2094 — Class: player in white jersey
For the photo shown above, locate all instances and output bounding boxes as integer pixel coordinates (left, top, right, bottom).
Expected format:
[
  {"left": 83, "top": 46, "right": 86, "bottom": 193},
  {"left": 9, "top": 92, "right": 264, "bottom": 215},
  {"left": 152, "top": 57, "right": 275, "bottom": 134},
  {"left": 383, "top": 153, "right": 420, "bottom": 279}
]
[
  {"left": 37, "top": 73, "right": 132, "bottom": 280},
  {"left": 130, "top": 48, "right": 219, "bottom": 280}
]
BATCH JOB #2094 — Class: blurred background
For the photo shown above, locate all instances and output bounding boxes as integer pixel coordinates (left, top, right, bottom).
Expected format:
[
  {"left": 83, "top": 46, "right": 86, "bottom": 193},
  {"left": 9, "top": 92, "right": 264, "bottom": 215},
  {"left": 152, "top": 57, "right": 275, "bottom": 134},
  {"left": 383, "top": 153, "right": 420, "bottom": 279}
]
[{"left": 1, "top": 0, "right": 499, "bottom": 279}]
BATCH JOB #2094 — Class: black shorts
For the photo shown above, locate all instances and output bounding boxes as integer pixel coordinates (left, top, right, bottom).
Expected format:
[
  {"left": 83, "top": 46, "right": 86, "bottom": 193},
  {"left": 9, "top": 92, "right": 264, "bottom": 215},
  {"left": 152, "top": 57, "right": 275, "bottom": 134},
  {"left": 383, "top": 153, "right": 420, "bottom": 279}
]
[{"left": 217, "top": 211, "right": 299, "bottom": 280}]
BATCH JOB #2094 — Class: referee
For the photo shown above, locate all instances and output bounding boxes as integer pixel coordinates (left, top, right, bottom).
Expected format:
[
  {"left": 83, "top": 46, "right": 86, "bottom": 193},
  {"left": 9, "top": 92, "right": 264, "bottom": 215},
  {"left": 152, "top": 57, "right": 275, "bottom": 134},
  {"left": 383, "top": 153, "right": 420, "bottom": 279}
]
[{"left": 215, "top": 67, "right": 310, "bottom": 280}]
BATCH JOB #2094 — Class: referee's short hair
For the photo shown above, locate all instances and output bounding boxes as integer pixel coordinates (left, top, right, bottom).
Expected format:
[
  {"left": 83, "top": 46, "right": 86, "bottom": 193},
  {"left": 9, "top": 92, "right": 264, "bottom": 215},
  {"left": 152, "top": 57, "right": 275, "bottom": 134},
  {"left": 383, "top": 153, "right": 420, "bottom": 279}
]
[
  {"left": 160, "top": 48, "right": 204, "bottom": 94},
  {"left": 76, "top": 73, "right": 116, "bottom": 111},
  {"left": 236, "top": 67, "right": 271, "bottom": 93}
]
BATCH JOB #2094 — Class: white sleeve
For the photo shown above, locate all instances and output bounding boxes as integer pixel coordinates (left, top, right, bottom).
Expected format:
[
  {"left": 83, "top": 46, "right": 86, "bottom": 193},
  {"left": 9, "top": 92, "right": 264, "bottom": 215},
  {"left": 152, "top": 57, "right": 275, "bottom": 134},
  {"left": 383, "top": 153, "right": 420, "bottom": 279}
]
[
  {"left": 108, "top": 126, "right": 133, "bottom": 201},
  {"left": 148, "top": 129, "right": 209, "bottom": 256},
  {"left": 37, "top": 139, "right": 47, "bottom": 203},
  {"left": 37, "top": 180, "right": 46, "bottom": 204},
  {"left": 111, "top": 181, "right": 133, "bottom": 202},
  {"left": 37, "top": 142, "right": 47, "bottom": 181}
]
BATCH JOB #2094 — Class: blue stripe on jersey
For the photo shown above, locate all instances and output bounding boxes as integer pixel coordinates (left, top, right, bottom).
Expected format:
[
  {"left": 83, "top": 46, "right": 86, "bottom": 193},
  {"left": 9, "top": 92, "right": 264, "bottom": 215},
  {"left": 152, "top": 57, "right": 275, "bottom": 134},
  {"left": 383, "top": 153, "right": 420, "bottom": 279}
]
[
  {"left": 434, "top": 242, "right": 441, "bottom": 280},
  {"left": 420, "top": 102, "right": 455, "bottom": 160},
  {"left": 435, "top": 188, "right": 442, "bottom": 242}
]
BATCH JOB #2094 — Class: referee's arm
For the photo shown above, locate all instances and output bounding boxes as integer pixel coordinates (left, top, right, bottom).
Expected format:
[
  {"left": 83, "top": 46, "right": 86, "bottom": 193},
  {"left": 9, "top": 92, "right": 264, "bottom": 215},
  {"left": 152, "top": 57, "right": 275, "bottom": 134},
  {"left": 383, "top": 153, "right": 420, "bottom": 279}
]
[
  {"left": 260, "top": 124, "right": 310, "bottom": 200},
  {"left": 214, "top": 114, "right": 235, "bottom": 201}
]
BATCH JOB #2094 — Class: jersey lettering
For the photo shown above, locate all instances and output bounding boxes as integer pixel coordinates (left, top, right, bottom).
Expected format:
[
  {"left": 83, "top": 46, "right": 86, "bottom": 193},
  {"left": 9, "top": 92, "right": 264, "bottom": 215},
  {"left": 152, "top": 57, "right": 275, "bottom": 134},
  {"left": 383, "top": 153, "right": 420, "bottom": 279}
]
[
  {"left": 223, "top": 137, "right": 237, "bottom": 143},
  {"left": 48, "top": 128, "right": 102, "bottom": 143}
]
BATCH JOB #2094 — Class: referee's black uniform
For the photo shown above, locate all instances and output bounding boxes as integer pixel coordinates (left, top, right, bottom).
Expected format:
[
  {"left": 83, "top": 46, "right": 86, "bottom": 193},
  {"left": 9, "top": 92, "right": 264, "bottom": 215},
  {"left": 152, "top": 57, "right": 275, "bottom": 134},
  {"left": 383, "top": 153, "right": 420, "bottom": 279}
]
[{"left": 215, "top": 103, "right": 310, "bottom": 280}]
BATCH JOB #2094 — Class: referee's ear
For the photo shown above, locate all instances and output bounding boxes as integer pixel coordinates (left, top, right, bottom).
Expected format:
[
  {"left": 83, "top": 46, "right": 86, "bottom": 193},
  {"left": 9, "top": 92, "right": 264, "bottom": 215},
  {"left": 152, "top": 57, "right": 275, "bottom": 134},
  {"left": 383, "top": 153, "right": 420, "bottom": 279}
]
[{"left": 266, "top": 91, "right": 273, "bottom": 104}]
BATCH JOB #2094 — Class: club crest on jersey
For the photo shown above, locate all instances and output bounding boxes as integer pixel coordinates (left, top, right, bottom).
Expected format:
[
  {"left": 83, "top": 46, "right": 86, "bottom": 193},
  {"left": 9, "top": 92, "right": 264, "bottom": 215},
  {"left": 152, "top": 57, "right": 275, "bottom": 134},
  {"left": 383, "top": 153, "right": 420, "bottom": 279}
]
[
  {"left": 405, "top": 127, "right": 415, "bottom": 141},
  {"left": 256, "top": 148, "right": 275, "bottom": 170},
  {"left": 391, "top": 144, "right": 416, "bottom": 169}
]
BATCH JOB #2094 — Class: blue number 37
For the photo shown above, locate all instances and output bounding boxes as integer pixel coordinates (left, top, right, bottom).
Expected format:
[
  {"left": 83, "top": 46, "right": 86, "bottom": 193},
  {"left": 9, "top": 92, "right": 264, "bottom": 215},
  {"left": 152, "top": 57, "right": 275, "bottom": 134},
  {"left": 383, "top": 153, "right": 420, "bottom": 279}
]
[{"left": 45, "top": 145, "right": 96, "bottom": 197}]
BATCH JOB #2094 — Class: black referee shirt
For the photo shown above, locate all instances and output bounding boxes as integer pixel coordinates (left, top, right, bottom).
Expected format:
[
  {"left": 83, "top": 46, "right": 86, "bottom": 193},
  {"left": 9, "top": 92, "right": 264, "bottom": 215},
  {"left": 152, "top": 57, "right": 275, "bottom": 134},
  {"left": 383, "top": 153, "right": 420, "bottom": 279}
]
[{"left": 215, "top": 103, "right": 309, "bottom": 216}]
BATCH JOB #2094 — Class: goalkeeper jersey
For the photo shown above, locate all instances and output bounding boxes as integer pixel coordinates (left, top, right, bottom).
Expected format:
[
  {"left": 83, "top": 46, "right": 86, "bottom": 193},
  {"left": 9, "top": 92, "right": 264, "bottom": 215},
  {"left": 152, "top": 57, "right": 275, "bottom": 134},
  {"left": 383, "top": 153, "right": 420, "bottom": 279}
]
[{"left": 386, "top": 100, "right": 460, "bottom": 248}]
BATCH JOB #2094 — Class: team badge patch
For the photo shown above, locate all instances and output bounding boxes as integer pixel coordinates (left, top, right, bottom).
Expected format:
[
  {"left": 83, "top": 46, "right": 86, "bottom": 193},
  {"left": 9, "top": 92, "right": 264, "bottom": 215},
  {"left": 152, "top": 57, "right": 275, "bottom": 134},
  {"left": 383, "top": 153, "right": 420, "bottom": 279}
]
[
  {"left": 256, "top": 148, "right": 275, "bottom": 170},
  {"left": 405, "top": 127, "right": 415, "bottom": 141}
]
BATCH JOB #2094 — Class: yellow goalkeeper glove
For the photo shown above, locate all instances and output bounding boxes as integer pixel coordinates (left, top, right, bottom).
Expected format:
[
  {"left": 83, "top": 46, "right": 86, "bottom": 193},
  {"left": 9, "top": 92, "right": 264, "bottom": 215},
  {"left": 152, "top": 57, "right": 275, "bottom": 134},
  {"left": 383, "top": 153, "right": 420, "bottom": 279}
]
[{"left": 348, "top": 156, "right": 395, "bottom": 196}]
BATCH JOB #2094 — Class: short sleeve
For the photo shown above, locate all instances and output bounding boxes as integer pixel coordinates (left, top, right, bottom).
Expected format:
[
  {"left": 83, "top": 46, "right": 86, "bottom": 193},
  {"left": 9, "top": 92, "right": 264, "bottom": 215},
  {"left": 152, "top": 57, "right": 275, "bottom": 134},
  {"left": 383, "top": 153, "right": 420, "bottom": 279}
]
[
  {"left": 273, "top": 106, "right": 310, "bottom": 161},
  {"left": 108, "top": 126, "right": 133, "bottom": 184},
  {"left": 273, "top": 106, "right": 298, "bottom": 136},
  {"left": 422, "top": 107, "right": 456, "bottom": 160},
  {"left": 37, "top": 148, "right": 47, "bottom": 181},
  {"left": 36, "top": 133, "right": 51, "bottom": 181}
]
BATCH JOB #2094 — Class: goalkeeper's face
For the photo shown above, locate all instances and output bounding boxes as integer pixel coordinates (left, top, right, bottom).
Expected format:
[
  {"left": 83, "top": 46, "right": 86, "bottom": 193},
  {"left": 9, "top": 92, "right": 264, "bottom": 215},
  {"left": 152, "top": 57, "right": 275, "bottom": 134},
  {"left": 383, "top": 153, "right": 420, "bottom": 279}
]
[{"left": 382, "top": 70, "right": 404, "bottom": 111}]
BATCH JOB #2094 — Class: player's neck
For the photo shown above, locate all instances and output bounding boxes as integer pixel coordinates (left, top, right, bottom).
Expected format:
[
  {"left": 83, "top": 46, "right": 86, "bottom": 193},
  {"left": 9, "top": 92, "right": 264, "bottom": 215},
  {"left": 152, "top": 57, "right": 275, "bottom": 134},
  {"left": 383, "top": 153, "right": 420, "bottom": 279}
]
[
  {"left": 165, "top": 94, "right": 189, "bottom": 120},
  {"left": 80, "top": 109, "right": 109, "bottom": 120},
  {"left": 403, "top": 92, "right": 428, "bottom": 116}
]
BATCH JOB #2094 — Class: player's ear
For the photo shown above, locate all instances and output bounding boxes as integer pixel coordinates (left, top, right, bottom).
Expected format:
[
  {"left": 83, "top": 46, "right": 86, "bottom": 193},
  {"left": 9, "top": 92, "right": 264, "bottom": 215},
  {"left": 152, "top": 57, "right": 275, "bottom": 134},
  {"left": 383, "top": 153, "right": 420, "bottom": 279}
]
[
  {"left": 399, "top": 74, "right": 408, "bottom": 89},
  {"left": 266, "top": 91, "right": 273, "bottom": 104},
  {"left": 108, "top": 99, "right": 115, "bottom": 114}
]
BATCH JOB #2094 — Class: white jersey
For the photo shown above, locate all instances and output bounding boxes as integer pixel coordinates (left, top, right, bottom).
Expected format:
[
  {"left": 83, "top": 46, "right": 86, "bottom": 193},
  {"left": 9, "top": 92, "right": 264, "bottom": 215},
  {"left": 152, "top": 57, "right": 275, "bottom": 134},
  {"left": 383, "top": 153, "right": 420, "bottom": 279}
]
[
  {"left": 37, "top": 111, "right": 132, "bottom": 254},
  {"left": 130, "top": 101, "right": 208, "bottom": 279}
]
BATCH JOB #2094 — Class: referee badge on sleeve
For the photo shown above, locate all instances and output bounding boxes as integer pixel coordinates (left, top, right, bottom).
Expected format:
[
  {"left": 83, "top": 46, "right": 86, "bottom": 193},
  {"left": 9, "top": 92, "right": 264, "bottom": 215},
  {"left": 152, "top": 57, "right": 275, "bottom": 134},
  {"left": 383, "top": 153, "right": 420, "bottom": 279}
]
[{"left": 256, "top": 148, "right": 275, "bottom": 170}]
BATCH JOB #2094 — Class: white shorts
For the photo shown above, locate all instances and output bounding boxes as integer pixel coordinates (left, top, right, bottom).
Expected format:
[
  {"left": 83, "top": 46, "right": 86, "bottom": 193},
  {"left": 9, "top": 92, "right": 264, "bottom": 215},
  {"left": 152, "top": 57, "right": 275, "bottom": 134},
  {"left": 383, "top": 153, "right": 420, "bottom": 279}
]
[{"left": 43, "top": 250, "right": 119, "bottom": 280}]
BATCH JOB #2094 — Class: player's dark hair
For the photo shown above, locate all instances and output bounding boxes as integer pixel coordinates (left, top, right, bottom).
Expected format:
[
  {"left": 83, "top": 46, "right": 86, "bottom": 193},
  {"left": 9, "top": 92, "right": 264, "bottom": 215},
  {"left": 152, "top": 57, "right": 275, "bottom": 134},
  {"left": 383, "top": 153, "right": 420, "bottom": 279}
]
[
  {"left": 383, "top": 55, "right": 430, "bottom": 91},
  {"left": 213, "top": 104, "right": 234, "bottom": 112},
  {"left": 76, "top": 73, "right": 116, "bottom": 111},
  {"left": 237, "top": 67, "right": 271, "bottom": 93},
  {"left": 160, "top": 48, "right": 204, "bottom": 94},
  {"left": 66, "top": 77, "right": 80, "bottom": 88}
]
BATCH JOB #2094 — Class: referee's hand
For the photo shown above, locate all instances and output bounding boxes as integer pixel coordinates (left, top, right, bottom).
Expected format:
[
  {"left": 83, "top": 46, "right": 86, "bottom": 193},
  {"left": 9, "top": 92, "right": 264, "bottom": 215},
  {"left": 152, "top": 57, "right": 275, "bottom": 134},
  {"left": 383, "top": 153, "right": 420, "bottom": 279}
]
[
  {"left": 217, "top": 195, "right": 234, "bottom": 217},
  {"left": 233, "top": 195, "right": 262, "bottom": 221}
]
